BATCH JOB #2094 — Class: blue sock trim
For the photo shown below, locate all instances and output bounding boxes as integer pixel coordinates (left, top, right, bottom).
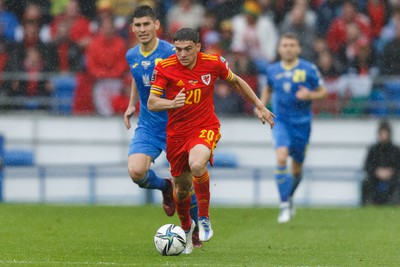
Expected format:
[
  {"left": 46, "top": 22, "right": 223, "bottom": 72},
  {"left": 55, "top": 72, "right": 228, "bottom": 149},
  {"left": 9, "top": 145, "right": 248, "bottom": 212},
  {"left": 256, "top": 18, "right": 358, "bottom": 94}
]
[
  {"left": 134, "top": 169, "right": 166, "bottom": 191},
  {"left": 275, "top": 166, "right": 292, "bottom": 202}
]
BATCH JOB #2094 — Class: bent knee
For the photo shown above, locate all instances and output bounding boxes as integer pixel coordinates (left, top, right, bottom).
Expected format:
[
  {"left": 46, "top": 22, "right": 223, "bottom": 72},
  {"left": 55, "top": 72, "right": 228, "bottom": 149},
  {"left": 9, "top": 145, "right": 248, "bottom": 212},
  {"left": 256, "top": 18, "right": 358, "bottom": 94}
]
[{"left": 128, "top": 166, "right": 148, "bottom": 182}]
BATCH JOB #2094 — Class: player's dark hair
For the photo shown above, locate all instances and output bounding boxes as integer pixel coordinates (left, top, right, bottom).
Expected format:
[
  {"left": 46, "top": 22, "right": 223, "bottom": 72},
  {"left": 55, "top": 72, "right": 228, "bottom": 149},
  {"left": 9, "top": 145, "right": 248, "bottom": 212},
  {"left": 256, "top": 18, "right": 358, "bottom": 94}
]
[
  {"left": 173, "top": 28, "right": 200, "bottom": 44},
  {"left": 132, "top": 5, "right": 157, "bottom": 20},
  {"left": 379, "top": 120, "right": 391, "bottom": 135},
  {"left": 280, "top": 32, "right": 301, "bottom": 45}
]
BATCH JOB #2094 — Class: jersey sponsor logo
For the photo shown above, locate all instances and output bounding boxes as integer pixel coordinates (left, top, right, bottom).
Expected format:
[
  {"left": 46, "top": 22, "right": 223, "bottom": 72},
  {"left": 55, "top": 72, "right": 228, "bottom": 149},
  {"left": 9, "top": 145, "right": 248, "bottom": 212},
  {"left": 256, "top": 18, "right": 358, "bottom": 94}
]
[
  {"left": 131, "top": 63, "right": 138, "bottom": 68},
  {"left": 201, "top": 74, "right": 211, "bottom": 85},
  {"left": 176, "top": 80, "right": 185, "bottom": 86},
  {"left": 141, "top": 61, "right": 151, "bottom": 69}
]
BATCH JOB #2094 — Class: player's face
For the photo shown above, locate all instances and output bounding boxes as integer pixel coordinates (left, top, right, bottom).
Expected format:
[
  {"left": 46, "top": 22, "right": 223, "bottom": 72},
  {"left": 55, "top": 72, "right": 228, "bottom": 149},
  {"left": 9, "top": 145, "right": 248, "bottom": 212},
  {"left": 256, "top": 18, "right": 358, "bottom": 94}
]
[
  {"left": 278, "top": 37, "right": 301, "bottom": 63},
  {"left": 132, "top": 16, "right": 160, "bottom": 45},
  {"left": 174, "top": 40, "right": 201, "bottom": 69}
]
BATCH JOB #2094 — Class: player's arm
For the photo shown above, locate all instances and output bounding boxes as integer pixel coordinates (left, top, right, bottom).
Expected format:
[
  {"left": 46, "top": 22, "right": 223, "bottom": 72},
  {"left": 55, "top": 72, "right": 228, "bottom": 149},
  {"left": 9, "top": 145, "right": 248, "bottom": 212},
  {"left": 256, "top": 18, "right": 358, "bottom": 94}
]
[
  {"left": 259, "top": 85, "right": 272, "bottom": 107},
  {"left": 147, "top": 88, "right": 186, "bottom": 111},
  {"left": 124, "top": 78, "right": 139, "bottom": 129},
  {"left": 296, "top": 85, "right": 328, "bottom": 101},
  {"left": 228, "top": 74, "right": 275, "bottom": 128}
]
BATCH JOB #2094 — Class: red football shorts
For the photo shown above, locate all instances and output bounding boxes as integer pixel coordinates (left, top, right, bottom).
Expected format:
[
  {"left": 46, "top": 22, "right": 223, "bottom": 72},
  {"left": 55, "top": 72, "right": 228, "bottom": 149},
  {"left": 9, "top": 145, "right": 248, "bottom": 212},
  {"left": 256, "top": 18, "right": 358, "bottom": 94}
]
[{"left": 166, "top": 126, "right": 221, "bottom": 177}]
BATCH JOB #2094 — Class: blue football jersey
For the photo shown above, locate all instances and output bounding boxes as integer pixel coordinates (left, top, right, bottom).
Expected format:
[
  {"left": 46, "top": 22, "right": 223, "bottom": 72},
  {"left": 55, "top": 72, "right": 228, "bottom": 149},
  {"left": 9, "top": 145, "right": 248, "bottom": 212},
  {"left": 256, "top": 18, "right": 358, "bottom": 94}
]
[
  {"left": 266, "top": 59, "right": 324, "bottom": 124},
  {"left": 126, "top": 39, "right": 175, "bottom": 135}
]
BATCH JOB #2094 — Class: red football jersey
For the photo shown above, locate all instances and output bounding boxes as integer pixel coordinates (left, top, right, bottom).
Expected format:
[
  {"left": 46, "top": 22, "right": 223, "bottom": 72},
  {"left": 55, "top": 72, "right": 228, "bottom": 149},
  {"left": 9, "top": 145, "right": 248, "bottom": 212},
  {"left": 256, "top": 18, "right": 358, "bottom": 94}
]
[{"left": 151, "top": 52, "right": 234, "bottom": 138}]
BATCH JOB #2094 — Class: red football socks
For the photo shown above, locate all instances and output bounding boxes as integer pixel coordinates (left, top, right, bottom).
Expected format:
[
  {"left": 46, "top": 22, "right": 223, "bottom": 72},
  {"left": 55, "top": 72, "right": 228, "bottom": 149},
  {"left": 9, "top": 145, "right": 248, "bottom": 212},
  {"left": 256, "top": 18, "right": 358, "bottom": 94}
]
[
  {"left": 193, "top": 171, "right": 210, "bottom": 218},
  {"left": 173, "top": 192, "right": 192, "bottom": 231}
]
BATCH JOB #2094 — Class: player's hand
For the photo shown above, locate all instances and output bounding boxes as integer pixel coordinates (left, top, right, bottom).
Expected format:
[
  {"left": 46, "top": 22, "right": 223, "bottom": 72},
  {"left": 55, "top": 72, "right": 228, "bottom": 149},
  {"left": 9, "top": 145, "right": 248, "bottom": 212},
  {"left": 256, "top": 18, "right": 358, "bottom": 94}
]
[
  {"left": 296, "top": 85, "right": 312, "bottom": 100},
  {"left": 124, "top": 106, "right": 136, "bottom": 129},
  {"left": 255, "top": 106, "right": 275, "bottom": 129},
  {"left": 171, "top": 88, "right": 186, "bottom": 108}
]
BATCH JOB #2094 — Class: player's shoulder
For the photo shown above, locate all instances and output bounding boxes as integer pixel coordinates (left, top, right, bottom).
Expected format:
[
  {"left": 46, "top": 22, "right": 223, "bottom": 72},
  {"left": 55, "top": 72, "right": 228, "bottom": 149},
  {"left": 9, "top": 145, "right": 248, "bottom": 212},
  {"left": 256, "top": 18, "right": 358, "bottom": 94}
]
[
  {"left": 267, "top": 61, "right": 281, "bottom": 72},
  {"left": 157, "top": 54, "right": 179, "bottom": 69},
  {"left": 298, "top": 58, "right": 317, "bottom": 70},
  {"left": 200, "top": 52, "right": 220, "bottom": 61},
  {"left": 158, "top": 39, "right": 174, "bottom": 50},
  {"left": 126, "top": 44, "right": 141, "bottom": 59}
]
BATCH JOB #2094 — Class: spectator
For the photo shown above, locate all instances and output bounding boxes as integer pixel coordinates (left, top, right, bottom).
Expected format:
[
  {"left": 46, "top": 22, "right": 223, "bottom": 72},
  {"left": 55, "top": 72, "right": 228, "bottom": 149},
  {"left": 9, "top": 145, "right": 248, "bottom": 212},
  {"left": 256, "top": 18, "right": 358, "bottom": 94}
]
[
  {"left": 85, "top": 16, "right": 127, "bottom": 116},
  {"left": 326, "top": 1, "right": 372, "bottom": 55},
  {"left": 14, "top": 2, "right": 51, "bottom": 43},
  {"left": 226, "top": 45, "right": 259, "bottom": 114},
  {"left": 218, "top": 19, "right": 233, "bottom": 55},
  {"left": 111, "top": 73, "right": 131, "bottom": 116},
  {"left": 50, "top": 0, "right": 92, "bottom": 50},
  {"left": 0, "top": 0, "right": 20, "bottom": 41},
  {"left": 313, "top": 49, "right": 344, "bottom": 116},
  {"left": 213, "top": 80, "right": 244, "bottom": 116},
  {"left": 166, "top": 0, "right": 205, "bottom": 38},
  {"left": 340, "top": 22, "right": 370, "bottom": 66},
  {"left": 4, "top": 46, "right": 54, "bottom": 110},
  {"left": 376, "top": 6, "right": 400, "bottom": 54},
  {"left": 346, "top": 37, "right": 377, "bottom": 76},
  {"left": 5, "top": 3, "right": 58, "bottom": 110},
  {"left": 280, "top": 3, "right": 317, "bottom": 61},
  {"left": 380, "top": 21, "right": 400, "bottom": 75},
  {"left": 362, "top": 120, "right": 400, "bottom": 205},
  {"left": 231, "top": 0, "right": 278, "bottom": 72},
  {"left": 0, "top": 37, "right": 10, "bottom": 80},
  {"left": 316, "top": 0, "right": 342, "bottom": 37},
  {"left": 362, "top": 0, "right": 388, "bottom": 41},
  {"left": 206, "top": 0, "right": 243, "bottom": 26}
]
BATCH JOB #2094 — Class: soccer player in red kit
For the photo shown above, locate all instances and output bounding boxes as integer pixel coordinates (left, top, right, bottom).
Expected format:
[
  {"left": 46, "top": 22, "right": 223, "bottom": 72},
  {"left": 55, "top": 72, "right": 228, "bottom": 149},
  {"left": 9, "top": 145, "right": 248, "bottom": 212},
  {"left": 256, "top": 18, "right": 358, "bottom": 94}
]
[{"left": 148, "top": 27, "right": 275, "bottom": 254}]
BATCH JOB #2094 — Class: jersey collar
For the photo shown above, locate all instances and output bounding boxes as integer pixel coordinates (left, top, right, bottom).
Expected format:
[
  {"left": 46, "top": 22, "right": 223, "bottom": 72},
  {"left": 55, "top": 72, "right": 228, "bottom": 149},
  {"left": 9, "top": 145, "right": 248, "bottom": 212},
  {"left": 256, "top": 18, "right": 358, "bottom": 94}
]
[{"left": 140, "top": 38, "right": 159, "bottom": 57}]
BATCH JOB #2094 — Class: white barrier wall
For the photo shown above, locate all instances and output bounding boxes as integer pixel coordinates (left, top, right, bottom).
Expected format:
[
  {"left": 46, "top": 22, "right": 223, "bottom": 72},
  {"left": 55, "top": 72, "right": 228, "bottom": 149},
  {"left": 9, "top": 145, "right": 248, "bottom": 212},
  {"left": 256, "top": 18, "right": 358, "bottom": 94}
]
[
  {"left": 2, "top": 115, "right": 399, "bottom": 167},
  {"left": 1, "top": 114, "right": 399, "bottom": 206}
]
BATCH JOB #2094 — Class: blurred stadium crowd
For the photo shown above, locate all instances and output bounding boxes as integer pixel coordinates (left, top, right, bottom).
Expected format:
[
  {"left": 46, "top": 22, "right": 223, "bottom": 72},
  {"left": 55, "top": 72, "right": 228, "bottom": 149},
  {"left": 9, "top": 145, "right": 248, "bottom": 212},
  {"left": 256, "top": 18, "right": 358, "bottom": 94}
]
[{"left": 1, "top": 0, "right": 400, "bottom": 117}]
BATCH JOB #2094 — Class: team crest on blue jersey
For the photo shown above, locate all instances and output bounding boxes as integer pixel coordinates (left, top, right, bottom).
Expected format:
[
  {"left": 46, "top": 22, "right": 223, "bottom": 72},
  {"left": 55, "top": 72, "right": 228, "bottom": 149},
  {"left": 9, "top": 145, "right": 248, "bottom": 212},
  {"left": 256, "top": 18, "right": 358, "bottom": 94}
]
[
  {"left": 142, "top": 74, "right": 150, "bottom": 86},
  {"left": 283, "top": 82, "right": 291, "bottom": 93},
  {"left": 201, "top": 74, "right": 211, "bottom": 85},
  {"left": 142, "top": 61, "right": 151, "bottom": 69}
]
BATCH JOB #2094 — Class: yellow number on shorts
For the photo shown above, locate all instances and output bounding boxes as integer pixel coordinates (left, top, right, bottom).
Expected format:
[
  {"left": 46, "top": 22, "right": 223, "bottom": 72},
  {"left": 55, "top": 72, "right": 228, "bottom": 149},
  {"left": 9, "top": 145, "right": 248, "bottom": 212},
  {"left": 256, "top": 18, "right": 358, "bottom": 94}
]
[{"left": 199, "top": 129, "right": 215, "bottom": 141}]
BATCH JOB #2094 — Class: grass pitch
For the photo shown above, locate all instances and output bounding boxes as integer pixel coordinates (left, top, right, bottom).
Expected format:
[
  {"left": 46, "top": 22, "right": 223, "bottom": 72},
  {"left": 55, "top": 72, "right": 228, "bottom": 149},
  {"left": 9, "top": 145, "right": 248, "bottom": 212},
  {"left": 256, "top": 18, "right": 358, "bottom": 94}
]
[{"left": 0, "top": 204, "right": 399, "bottom": 266}]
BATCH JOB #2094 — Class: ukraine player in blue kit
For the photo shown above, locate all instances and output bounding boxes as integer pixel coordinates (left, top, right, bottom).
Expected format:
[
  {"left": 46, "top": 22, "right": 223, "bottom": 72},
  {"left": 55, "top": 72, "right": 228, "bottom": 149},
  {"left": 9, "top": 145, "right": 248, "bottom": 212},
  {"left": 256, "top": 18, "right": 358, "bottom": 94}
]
[
  {"left": 258, "top": 33, "right": 327, "bottom": 223},
  {"left": 124, "top": 6, "right": 202, "bottom": 246}
]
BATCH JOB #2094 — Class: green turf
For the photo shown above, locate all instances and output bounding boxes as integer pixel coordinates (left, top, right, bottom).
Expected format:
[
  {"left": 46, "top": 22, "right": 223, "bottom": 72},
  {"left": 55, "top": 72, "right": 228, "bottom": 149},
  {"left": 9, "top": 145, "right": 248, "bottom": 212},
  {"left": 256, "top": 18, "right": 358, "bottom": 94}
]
[{"left": 0, "top": 204, "right": 399, "bottom": 266}]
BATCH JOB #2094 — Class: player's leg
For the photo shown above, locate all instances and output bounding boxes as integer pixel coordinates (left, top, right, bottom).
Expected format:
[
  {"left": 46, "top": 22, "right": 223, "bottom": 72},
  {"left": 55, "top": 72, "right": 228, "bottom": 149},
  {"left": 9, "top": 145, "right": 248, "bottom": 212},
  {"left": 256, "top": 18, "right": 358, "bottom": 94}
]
[
  {"left": 272, "top": 120, "right": 293, "bottom": 215},
  {"left": 289, "top": 160, "right": 303, "bottom": 217},
  {"left": 128, "top": 153, "right": 175, "bottom": 216},
  {"left": 173, "top": 171, "right": 195, "bottom": 254},
  {"left": 288, "top": 125, "right": 310, "bottom": 217},
  {"left": 275, "top": 146, "right": 293, "bottom": 223},
  {"left": 128, "top": 128, "right": 175, "bottom": 216},
  {"left": 189, "top": 144, "right": 214, "bottom": 241},
  {"left": 189, "top": 186, "right": 203, "bottom": 247}
]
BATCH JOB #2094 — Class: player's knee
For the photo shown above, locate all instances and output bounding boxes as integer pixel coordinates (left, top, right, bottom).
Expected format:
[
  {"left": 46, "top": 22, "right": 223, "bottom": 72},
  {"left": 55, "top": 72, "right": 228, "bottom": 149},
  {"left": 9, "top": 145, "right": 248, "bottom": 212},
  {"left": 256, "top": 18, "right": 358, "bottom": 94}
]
[
  {"left": 276, "top": 154, "right": 288, "bottom": 166},
  {"left": 189, "top": 161, "right": 206, "bottom": 176},
  {"left": 128, "top": 165, "right": 147, "bottom": 182}
]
